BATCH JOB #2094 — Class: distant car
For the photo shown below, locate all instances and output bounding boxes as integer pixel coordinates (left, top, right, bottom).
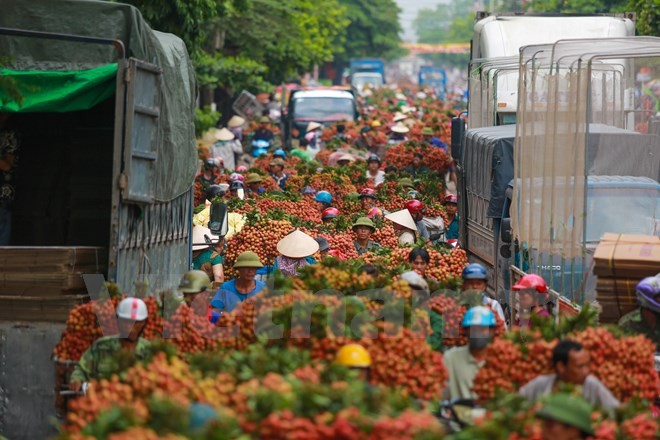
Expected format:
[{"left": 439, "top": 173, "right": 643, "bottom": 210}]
[
  {"left": 284, "top": 88, "right": 359, "bottom": 144},
  {"left": 351, "top": 72, "right": 384, "bottom": 94}
]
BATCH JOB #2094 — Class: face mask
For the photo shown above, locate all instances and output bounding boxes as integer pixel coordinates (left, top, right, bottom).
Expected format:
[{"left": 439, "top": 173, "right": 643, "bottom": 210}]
[{"left": 468, "top": 336, "right": 491, "bottom": 350}]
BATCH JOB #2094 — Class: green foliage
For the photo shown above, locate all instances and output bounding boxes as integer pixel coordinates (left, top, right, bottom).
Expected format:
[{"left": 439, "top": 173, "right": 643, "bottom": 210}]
[
  {"left": 221, "top": 0, "right": 349, "bottom": 83},
  {"left": 79, "top": 405, "right": 141, "bottom": 438},
  {"left": 627, "top": 0, "right": 660, "bottom": 36},
  {"left": 525, "top": 0, "right": 627, "bottom": 14},
  {"left": 335, "top": 0, "right": 404, "bottom": 62},
  {"left": 195, "top": 106, "right": 221, "bottom": 138},
  {"left": 115, "top": 0, "right": 220, "bottom": 56},
  {"left": 195, "top": 52, "right": 271, "bottom": 94},
  {"left": 188, "top": 341, "right": 312, "bottom": 380}
]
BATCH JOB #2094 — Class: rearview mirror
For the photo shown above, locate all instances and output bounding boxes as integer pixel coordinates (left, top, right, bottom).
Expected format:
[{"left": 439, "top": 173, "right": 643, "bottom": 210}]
[
  {"left": 209, "top": 201, "right": 229, "bottom": 237},
  {"left": 451, "top": 117, "right": 465, "bottom": 161}
]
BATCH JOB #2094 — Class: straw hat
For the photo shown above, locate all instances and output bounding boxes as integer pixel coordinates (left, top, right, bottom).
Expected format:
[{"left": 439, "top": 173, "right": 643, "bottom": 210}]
[
  {"left": 391, "top": 123, "right": 410, "bottom": 134},
  {"left": 337, "top": 153, "right": 355, "bottom": 163},
  {"left": 214, "top": 128, "right": 235, "bottom": 141},
  {"left": 227, "top": 115, "right": 246, "bottom": 128},
  {"left": 401, "top": 106, "right": 416, "bottom": 114},
  {"left": 277, "top": 229, "right": 319, "bottom": 258},
  {"left": 192, "top": 225, "right": 220, "bottom": 251},
  {"left": 246, "top": 173, "right": 263, "bottom": 184},
  {"left": 395, "top": 92, "right": 406, "bottom": 101},
  {"left": 307, "top": 121, "right": 323, "bottom": 133},
  {"left": 385, "top": 209, "right": 417, "bottom": 231},
  {"left": 392, "top": 112, "right": 407, "bottom": 122},
  {"left": 234, "top": 251, "right": 264, "bottom": 268}
]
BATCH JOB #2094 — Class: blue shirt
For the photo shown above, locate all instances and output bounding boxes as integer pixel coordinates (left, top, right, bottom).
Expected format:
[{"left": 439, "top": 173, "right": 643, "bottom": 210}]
[
  {"left": 430, "top": 137, "right": 447, "bottom": 151},
  {"left": 446, "top": 215, "right": 459, "bottom": 240},
  {"left": 210, "top": 279, "right": 266, "bottom": 313}
]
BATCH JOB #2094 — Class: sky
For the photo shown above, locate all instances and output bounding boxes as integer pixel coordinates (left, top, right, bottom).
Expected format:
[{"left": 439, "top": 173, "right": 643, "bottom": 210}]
[{"left": 395, "top": 0, "right": 449, "bottom": 42}]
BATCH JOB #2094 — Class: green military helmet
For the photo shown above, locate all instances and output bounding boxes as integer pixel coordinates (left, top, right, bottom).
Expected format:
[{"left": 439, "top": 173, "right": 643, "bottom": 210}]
[
  {"left": 352, "top": 216, "right": 376, "bottom": 231},
  {"left": 399, "top": 177, "right": 415, "bottom": 189},
  {"left": 536, "top": 393, "right": 594, "bottom": 435},
  {"left": 178, "top": 270, "right": 211, "bottom": 294},
  {"left": 421, "top": 126, "right": 434, "bottom": 136},
  {"left": 234, "top": 251, "right": 264, "bottom": 268}
]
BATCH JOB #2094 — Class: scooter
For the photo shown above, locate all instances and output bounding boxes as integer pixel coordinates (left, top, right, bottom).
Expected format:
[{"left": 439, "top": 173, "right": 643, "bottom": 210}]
[{"left": 435, "top": 399, "right": 484, "bottom": 433}]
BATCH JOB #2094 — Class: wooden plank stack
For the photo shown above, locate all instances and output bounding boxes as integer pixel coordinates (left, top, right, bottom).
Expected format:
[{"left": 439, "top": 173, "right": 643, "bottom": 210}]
[
  {"left": 594, "top": 234, "right": 660, "bottom": 323},
  {"left": 0, "top": 247, "right": 106, "bottom": 322}
]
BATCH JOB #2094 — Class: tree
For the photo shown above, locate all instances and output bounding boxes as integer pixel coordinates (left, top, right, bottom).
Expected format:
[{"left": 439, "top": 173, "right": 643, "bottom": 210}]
[
  {"left": 114, "top": 0, "right": 221, "bottom": 57},
  {"left": 628, "top": 0, "right": 659, "bottom": 36},
  {"left": 334, "top": 0, "right": 404, "bottom": 62}
]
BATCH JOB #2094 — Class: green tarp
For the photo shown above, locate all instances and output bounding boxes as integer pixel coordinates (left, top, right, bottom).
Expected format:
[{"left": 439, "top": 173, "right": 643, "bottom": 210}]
[
  {"left": 0, "top": 0, "right": 198, "bottom": 202},
  {"left": 0, "top": 64, "right": 117, "bottom": 112}
]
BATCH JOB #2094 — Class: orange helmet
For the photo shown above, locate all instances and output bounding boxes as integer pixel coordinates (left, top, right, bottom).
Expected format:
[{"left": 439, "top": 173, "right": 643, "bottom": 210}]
[{"left": 512, "top": 274, "right": 548, "bottom": 293}]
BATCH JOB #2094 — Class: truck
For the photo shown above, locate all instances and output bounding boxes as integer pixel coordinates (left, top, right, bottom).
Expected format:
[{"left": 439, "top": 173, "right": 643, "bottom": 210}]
[
  {"left": 0, "top": 0, "right": 198, "bottom": 436},
  {"left": 283, "top": 88, "right": 359, "bottom": 145},
  {"left": 349, "top": 58, "right": 385, "bottom": 90},
  {"left": 418, "top": 66, "right": 447, "bottom": 99},
  {"left": 468, "top": 12, "right": 636, "bottom": 127},
  {"left": 452, "top": 29, "right": 660, "bottom": 321}
]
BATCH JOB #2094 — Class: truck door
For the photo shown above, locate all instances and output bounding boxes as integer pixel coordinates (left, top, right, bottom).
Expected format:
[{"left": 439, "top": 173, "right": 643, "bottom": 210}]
[{"left": 109, "top": 58, "right": 192, "bottom": 293}]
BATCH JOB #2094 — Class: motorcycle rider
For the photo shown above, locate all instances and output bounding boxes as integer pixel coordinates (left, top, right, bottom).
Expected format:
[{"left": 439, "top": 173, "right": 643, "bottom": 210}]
[
  {"left": 314, "top": 190, "right": 333, "bottom": 212},
  {"left": 69, "top": 298, "right": 152, "bottom": 391},
  {"left": 253, "top": 116, "right": 274, "bottom": 142},
  {"left": 513, "top": 274, "right": 552, "bottom": 328},
  {"left": 404, "top": 200, "right": 431, "bottom": 243},
  {"left": 443, "top": 306, "right": 497, "bottom": 400},
  {"left": 520, "top": 339, "right": 620, "bottom": 411},
  {"left": 365, "top": 154, "right": 385, "bottom": 186},
  {"left": 321, "top": 207, "right": 340, "bottom": 224},
  {"left": 352, "top": 217, "right": 381, "bottom": 256},
  {"left": 618, "top": 274, "right": 660, "bottom": 350},
  {"left": 461, "top": 263, "right": 506, "bottom": 326},
  {"left": 335, "top": 343, "right": 372, "bottom": 381},
  {"left": 444, "top": 194, "right": 459, "bottom": 240},
  {"left": 269, "top": 158, "right": 288, "bottom": 190}
]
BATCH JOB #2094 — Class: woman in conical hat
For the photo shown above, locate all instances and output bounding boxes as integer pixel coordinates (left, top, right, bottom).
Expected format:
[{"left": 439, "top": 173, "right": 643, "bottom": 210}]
[
  {"left": 192, "top": 225, "right": 225, "bottom": 282},
  {"left": 385, "top": 209, "right": 417, "bottom": 247},
  {"left": 274, "top": 230, "right": 319, "bottom": 277}
]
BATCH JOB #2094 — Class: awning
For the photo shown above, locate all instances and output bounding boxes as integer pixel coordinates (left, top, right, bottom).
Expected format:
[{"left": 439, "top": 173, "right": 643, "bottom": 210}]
[{"left": 0, "top": 63, "right": 117, "bottom": 112}]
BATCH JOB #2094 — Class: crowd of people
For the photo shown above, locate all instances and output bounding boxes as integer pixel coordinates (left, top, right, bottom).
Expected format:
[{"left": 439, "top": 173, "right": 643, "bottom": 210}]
[{"left": 67, "top": 86, "right": 660, "bottom": 438}]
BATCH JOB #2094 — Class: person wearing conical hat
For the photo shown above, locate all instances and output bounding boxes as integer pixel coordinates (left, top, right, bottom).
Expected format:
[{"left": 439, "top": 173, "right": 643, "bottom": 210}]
[
  {"left": 192, "top": 225, "right": 225, "bottom": 283},
  {"left": 352, "top": 217, "right": 381, "bottom": 256},
  {"left": 385, "top": 209, "right": 417, "bottom": 246},
  {"left": 211, "top": 127, "right": 243, "bottom": 171},
  {"left": 305, "top": 121, "right": 323, "bottom": 159},
  {"left": 274, "top": 230, "right": 319, "bottom": 277},
  {"left": 227, "top": 115, "right": 246, "bottom": 142},
  {"left": 211, "top": 251, "right": 267, "bottom": 314},
  {"left": 388, "top": 122, "right": 409, "bottom": 144}
]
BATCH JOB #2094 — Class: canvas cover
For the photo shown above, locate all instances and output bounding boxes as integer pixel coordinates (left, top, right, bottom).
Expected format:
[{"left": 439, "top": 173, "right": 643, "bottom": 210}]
[{"left": 0, "top": 0, "right": 197, "bottom": 201}]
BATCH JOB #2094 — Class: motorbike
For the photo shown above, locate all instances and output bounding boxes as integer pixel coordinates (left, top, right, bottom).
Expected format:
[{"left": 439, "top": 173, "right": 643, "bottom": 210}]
[
  {"left": 251, "top": 139, "right": 271, "bottom": 157},
  {"left": 435, "top": 399, "right": 484, "bottom": 433}
]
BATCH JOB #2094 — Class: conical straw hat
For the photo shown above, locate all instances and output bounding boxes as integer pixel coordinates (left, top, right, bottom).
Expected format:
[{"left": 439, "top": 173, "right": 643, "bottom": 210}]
[
  {"left": 385, "top": 209, "right": 417, "bottom": 231},
  {"left": 307, "top": 121, "right": 322, "bottom": 133},
  {"left": 192, "top": 225, "right": 220, "bottom": 251},
  {"left": 392, "top": 112, "right": 407, "bottom": 122},
  {"left": 214, "top": 127, "right": 235, "bottom": 141},
  {"left": 277, "top": 229, "right": 319, "bottom": 258},
  {"left": 227, "top": 115, "right": 246, "bottom": 128},
  {"left": 391, "top": 123, "right": 409, "bottom": 134}
]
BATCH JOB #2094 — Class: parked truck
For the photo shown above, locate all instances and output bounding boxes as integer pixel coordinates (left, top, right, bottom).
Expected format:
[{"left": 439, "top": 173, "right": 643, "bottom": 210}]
[
  {"left": 468, "top": 12, "right": 636, "bottom": 127},
  {"left": 0, "top": 0, "right": 198, "bottom": 436},
  {"left": 418, "top": 66, "right": 447, "bottom": 99},
  {"left": 453, "top": 15, "right": 660, "bottom": 320}
]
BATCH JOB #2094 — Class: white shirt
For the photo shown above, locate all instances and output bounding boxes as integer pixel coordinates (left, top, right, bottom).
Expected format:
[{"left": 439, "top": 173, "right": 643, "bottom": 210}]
[
  {"left": 366, "top": 169, "right": 386, "bottom": 186},
  {"left": 482, "top": 294, "right": 507, "bottom": 329}
]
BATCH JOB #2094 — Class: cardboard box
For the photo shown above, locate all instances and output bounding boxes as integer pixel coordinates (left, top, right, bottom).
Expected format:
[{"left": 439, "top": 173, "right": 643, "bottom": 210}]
[{"left": 593, "top": 233, "right": 660, "bottom": 278}]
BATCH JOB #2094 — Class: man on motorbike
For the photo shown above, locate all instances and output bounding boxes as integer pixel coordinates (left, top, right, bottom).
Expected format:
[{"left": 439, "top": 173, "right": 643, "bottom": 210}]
[
  {"left": 253, "top": 116, "right": 274, "bottom": 142},
  {"left": 405, "top": 200, "right": 432, "bottom": 244},
  {"left": 461, "top": 263, "right": 506, "bottom": 326},
  {"left": 618, "top": 274, "right": 660, "bottom": 351},
  {"left": 443, "top": 306, "right": 497, "bottom": 400},
  {"left": 69, "top": 298, "right": 152, "bottom": 392},
  {"left": 519, "top": 339, "right": 620, "bottom": 411}
]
